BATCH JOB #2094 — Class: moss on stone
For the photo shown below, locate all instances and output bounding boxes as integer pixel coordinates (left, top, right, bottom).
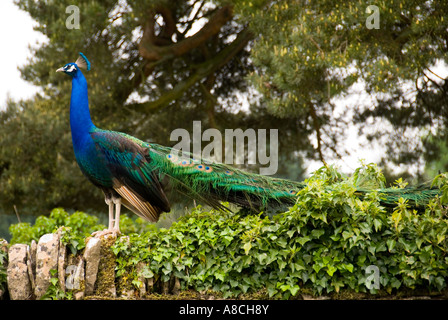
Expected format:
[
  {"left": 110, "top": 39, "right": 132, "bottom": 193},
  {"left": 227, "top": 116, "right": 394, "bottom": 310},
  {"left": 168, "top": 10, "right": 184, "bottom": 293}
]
[{"left": 94, "top": 235, "right": 117, "bottom": 298}]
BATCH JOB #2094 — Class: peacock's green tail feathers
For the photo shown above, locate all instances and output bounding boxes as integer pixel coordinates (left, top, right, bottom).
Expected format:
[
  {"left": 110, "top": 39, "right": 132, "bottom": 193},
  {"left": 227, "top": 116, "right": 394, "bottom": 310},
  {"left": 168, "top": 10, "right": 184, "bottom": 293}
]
[
  {"left": 147, "top": 143, "right": 305, "bottom": 212},
  {"left": 365, "top": 184, "right": 440, "bottom": 207},
  {"left": 146, "top": 143, "right": 443, "bottom": 213}
]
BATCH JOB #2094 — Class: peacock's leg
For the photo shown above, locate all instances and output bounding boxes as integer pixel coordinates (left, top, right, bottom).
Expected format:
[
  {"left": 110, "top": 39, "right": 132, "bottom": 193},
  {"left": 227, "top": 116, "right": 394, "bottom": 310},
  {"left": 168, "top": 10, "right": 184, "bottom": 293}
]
[
  {"left": 106, "top": 198, "right": 114, "bottom": 230},
  {"left": 92, "top": 195, "right": 120, "bottom": 238},
  {"left": 112, "top": 197, "right": 121, "bottom": 233}
]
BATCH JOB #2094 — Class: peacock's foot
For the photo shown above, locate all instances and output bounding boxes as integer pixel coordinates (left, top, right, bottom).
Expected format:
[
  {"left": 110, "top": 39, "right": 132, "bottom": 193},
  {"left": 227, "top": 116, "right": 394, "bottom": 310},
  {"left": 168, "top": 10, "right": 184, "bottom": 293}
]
[{"left": 91, "top": 228, "right": 121, "bottom": 238}]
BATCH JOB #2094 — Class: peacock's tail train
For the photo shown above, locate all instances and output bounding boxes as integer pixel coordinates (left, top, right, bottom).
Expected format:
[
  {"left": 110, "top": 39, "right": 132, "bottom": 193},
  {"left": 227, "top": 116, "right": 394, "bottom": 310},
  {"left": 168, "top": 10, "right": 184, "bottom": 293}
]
[{"left": 148, "top": 143, "right": 441, "bottom": 214}]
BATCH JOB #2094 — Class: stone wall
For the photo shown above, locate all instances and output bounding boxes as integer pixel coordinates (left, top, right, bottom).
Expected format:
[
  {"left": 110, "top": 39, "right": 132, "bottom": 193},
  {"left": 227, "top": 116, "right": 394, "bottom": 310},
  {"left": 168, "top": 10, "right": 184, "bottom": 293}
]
[{"left": 0, "top": 228, "right": 179, "bottom": 300}]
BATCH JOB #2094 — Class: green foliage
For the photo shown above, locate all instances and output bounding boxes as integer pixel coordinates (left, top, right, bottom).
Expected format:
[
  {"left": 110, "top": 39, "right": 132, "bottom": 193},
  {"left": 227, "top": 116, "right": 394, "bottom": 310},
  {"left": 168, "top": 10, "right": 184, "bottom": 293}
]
[
  {"left": 40, "top": 269, "right": 74, "bottom": 300},
  {"left": 432, "top": 172, "right": 448, "bottom": 204},
  {"left": 0, "top": 243, "right": 7, "bottom": 295},
  {"left": 238, "top": 0, "right": 448, "bottom": 107},
  {"left": 9, "top": 208, "right": 105, "bottom": 254},
  {"left": 119, "top": 214, "right": 158, "bottom": 235},
  {"left": 352, "top": 161, "right": 386, "bottom": 189},
  {"left": 111, "top": 164, "right": 448, "bottom": 298},
  {"left": 8, "top": 208, "right": 158, "bottom": 255}
]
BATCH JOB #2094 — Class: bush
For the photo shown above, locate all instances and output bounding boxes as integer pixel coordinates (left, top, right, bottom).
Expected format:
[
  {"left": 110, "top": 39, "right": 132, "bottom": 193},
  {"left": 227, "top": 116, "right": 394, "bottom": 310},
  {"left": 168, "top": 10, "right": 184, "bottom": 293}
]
[
  {"left": 9, "top": 208, "right": 105, "bottom": 253},
  {"left": 8, "top": 208, "right": 157, "bottom": 254},
  {"left": 111, "top": 164, "right": 448, "bottom": 298}
]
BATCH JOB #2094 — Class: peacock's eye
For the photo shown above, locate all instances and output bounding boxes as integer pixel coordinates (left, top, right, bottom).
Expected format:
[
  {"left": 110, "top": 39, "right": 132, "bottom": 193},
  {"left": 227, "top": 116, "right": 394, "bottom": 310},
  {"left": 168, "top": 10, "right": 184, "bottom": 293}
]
[{"left": 66, "top": 65, "right": 77, "bottom": 72}]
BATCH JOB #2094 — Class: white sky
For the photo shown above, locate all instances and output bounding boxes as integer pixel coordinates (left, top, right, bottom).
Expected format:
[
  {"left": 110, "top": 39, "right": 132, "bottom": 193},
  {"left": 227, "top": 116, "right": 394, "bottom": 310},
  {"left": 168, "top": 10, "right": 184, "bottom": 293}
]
[
  {"left": 1, "top": 1, "right": 446, "bottom": 176},
  {"left": 0, "top": 1, "right": 47, "bottom": 108}
]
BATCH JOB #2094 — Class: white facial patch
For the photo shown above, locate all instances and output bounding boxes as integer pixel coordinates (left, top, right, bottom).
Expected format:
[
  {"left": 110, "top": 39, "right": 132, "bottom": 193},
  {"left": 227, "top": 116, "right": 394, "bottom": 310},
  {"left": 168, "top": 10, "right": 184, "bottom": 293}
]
[{"left": 66, "top": 65, "right": 77, "bottom": 72}]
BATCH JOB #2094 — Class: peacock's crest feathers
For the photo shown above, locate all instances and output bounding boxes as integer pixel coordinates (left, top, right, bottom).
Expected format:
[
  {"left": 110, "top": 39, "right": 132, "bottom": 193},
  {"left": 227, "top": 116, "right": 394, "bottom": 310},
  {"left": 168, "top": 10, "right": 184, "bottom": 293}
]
[{"left": 76, "top": 52, "right": 91, "bottom": 71}]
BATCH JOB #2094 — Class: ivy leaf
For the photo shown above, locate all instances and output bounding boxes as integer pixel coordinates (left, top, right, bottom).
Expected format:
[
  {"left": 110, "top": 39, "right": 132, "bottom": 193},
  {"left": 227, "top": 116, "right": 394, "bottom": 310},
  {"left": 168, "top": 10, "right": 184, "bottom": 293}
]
[
  {"left": 373, "top": 219, "right": 382, "bottom": 232},
  {"left": 289, "top": 285, "right": 300, "bottom": 296},
  {"left": 243, "top": 242, "right": 252, "bottom": 255},
  {"left": 386, "top": 239, "right": 396, "bottom": 252},
  {"left": 390, "top": 277, "right": 402, "bottom": 289},
  {"left": 257, "top": 253, "right": 268, "bottom": 264},
  {"left": 326, "top": 265, "right": 337, "bottom": 276},
  {"left": 140, "top": 266, "right": 154, "bottom": 279},
  {"left": 277, "top": 259, "right": 287, "bottom": 271},
  {"left": 311, "top": 229, "right": 325, "bottom": 239},
  {"left": 50, "top": 277, "right": 58, "bottom": 286},
  {"left": 287, "top": 230, "right": 296, "bottom": 238},
  {"left": 435, "top": 277, "right": 445, "bottom": 291},
  {"left": 313, "top": 263, "right": 323, "bottom": 273},
  {"left": 297, "top": 236, "right": 311, "bottom": 246},
  {"left": 343, "top": 263, "right": 354, "bottom": 273}
]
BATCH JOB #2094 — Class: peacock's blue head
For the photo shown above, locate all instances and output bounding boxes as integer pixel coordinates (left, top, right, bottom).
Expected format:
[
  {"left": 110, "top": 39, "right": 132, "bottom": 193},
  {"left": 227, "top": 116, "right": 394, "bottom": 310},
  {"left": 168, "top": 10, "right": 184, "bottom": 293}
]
[{"left": 57, "top": 52, "right": 91, "bottom": 77}]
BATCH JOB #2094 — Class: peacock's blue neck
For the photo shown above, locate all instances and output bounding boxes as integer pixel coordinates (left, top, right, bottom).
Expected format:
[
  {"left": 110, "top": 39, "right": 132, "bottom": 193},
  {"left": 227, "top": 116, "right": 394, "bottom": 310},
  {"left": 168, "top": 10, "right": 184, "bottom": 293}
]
[{"left": 70, "top": 70, "right": 95, "bottom": 152}]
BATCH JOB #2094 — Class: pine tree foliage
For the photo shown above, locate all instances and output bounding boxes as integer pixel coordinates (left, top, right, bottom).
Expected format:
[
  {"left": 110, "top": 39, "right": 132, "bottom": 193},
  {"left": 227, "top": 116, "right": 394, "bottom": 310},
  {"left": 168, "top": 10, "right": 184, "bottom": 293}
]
[{"left": 235, "top": 0, "right": 448, "bottom": 169}]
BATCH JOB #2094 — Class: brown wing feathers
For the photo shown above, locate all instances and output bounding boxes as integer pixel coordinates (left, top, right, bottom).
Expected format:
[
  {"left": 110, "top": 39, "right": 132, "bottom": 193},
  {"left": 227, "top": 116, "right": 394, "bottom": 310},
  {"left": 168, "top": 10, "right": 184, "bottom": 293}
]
[{"left": 114, "top": 183, "right": 162, "bottom": 222}]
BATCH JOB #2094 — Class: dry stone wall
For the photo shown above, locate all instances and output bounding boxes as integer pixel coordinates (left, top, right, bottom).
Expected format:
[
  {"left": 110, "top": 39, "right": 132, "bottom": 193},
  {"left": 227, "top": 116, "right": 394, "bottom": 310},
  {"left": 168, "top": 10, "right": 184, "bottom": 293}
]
[{"left": 0, "top": 228, "right": 179, "bottom": 300}]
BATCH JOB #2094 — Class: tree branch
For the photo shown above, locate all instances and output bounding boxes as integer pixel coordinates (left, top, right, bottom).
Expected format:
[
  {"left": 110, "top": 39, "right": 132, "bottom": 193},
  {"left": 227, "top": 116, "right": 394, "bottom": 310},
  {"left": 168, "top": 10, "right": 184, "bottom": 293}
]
[
  {"left": 128, "top": 28, "right": 253, "bottom": 113},
  {"left": 114, "top": 5, "right": 235, "bottom": 106},
  {"left": 308, "top": 103, "right": 328, "bottom": 167},
  {"left": 180, "top": 0, "right": 206, "bottom": 38},
  {"left": 138, "top": 5, "right": 233, "bottom": 62}
]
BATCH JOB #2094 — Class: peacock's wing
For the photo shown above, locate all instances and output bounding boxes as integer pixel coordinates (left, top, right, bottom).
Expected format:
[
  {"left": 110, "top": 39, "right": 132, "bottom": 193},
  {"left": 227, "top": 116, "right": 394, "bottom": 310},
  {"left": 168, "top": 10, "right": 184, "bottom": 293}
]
[
  {"left": 90, "top": 129, "right": 170, "bottom": 222},
  {"left": 147, "top": 143, "right": 305, "bottom": 212}
]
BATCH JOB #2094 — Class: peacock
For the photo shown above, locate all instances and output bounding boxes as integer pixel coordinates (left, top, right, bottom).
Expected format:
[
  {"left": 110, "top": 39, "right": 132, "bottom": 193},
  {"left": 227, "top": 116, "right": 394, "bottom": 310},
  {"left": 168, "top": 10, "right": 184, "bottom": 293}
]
[{"left": 57, "top": 53, "right": 441, "bottom": 236}]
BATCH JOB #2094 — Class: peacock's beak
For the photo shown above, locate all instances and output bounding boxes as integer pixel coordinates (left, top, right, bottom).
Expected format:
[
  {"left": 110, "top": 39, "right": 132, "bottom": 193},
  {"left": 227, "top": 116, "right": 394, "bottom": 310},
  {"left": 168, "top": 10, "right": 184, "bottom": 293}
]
[{"left": 56, "top": 67, "right": 65, "bottom": 72}]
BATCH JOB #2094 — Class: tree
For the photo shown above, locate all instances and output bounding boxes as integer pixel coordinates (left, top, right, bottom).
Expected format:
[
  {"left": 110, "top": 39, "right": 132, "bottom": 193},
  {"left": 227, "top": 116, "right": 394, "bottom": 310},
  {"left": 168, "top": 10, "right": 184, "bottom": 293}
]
[{"left": 235, "top": 0, "right": 448, "bottom": 178}]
